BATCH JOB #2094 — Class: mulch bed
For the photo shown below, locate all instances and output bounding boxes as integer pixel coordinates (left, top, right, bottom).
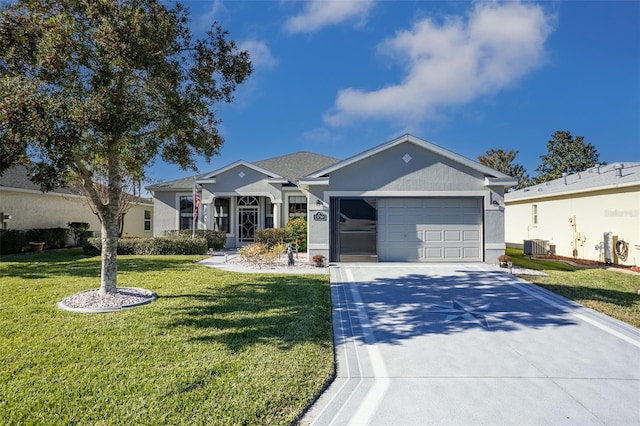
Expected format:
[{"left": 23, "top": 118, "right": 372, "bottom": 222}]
[{"left": 533, "top": 254, "right": 640, "bottom": 274}]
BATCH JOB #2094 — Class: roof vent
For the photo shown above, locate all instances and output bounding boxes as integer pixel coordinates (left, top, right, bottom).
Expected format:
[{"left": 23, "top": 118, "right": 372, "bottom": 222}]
[
  {"left": 562, "top": 172, "right": 567, "bottom": 185},
  {"left": 595, "top": 163, "right": 601, "bottom": 174},
  {"left": 614, "top": 163, "right": 624, "bottom": 177}
]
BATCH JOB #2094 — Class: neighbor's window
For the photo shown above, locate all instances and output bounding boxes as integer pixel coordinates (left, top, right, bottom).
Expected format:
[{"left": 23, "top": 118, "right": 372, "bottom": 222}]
[
  {"left": 532, "top": 204, "right": 538, "bottom": 226},
  {"left": 179, "top": 195, "right": 193, "bottom": 230},
  {"left": 213, "top": 198, "right": 230, "bottom": 233},
  {"left": 288, "top": 196, "right": 307, "bottom": 219},
  {"left": 144, "top": 210, "right": 151, "bottom": 231}
]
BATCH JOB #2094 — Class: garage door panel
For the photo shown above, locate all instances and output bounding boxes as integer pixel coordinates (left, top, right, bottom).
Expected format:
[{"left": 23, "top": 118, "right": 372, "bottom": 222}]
[
  {"left": 444, "top": 230, "right": 461, "bottom": 241},
  {"left": 378, "top": 198, "right": 482, "bottom": 262},
  {"left": 425, "top": 230, "right": 442, "bottom": 241},
  {"left": 444, "top": 247, "right": 461, "bottom": 258},
  {"left": 463, "top": 230, "right": 480, "bottom": 241},
  {"left": 464, "top": 247, "right": 481, "bottom": 258}
]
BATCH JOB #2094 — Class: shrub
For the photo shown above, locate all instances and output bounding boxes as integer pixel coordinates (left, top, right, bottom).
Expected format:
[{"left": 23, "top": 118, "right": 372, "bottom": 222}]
[
  {"left": 285, "top": 217, "right": 307, "bottom": 252},
  {"left": 26, "top": 228, "right": 69, "bottom": 248},
  {"left": 163, "top": 229, "right": 227, "bottom": 250},
  {"left": 238, "top": 243, "right": 285, "bottom": 266},
  {"left": 0, "top": 229, "right": 28, "bottom": 254},
  {"left": 68, "top": 222, "right": 90, "bottom": 246},
  {"left": 83, "top": 237, "right": 207, "bottom": 256},
  {"left": 238, "top": 243, "right": 268, "bottom": 263},
  {"left": 255, "top": 228, "right": 286, "bottom": 247}
]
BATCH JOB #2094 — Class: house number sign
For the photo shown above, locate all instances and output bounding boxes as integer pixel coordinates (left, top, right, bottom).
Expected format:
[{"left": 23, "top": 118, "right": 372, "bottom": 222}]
[{"left": 313, "top": 212, "right": 327, "bottom": 221}]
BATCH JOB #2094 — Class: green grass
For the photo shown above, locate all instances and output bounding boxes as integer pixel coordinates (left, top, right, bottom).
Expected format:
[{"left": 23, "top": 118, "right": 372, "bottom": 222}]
[
  {"left": 507, "top": 248, "right": 640, "bottom": 327},
  {"left": 0, "top": 249, "right": 333, "bottom": 425}
]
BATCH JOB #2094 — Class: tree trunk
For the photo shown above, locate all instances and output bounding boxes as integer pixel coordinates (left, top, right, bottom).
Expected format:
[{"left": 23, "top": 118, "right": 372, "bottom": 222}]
[{"left": 100, "top": 202, "right": 120, "bottom": 294}]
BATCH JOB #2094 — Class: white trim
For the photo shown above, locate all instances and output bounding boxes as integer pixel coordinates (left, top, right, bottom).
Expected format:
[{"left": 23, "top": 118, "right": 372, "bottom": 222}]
[
  {"left": 485, "top": 243, "right": 506, "bottom": 250},
  {"left": 307, "top": 134, "right": 510, "bottom": 179},
  {"left": 195, "top": 178, "right": 216, "bottom": 184},
  {"left": 298, "top": 178, "right": 330, "bottom": 186},
  {"left": 201, "top": 160, "right": 284, "bottom": 180},
  {"left": 323, "top": 190, "right": 489, "bottom": 201},
  {"left": 308, "top": 243, "right": 329, "bottom": 250},
  {"left": 485, "top": 177, "right": 518, "bottom": 187},
  {"left": 505, "top": 181, "right": 640, "bottom": 203},
  {"left": 0, "top": 186, "right": 153, "bottom": 206},
  {"left": 207, "top": 191, "right": 281, "bottom": 203}
]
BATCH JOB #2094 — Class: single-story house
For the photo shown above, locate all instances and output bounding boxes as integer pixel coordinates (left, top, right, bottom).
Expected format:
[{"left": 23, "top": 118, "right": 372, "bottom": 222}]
[
  {"left": 147, "top": 134, "right": 516, "bottom": 263},
  {"left": 505, "top": 162, "right": 640, "bottom": 266},
  {"left": 0, "top": 165, "right": 154, "bottom": 239}
]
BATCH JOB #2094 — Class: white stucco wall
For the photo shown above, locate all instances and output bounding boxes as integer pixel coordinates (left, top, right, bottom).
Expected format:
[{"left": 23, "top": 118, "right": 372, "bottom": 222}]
[
  {"left": 505, "top": 187, "right": 640, "bottom": 266},
  {"left": 0, "top": 188, "right": 153, "bottom": 239}
]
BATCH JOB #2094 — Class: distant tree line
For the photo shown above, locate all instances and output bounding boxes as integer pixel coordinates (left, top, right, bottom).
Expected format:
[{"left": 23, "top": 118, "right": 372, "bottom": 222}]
[{"left": 478, "top": 130, "right": 604, "bottom": 190}]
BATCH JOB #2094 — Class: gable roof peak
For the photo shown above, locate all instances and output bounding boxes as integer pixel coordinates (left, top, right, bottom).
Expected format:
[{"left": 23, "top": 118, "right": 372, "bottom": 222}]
[{"left": 307, "top": 134, "right": 511, "bottom": 179}]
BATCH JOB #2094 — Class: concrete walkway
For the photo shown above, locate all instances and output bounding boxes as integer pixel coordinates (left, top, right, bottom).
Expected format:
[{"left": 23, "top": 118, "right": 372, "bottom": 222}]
[{"left": 302, "top": 263, "right": 640, "bottom": 425}]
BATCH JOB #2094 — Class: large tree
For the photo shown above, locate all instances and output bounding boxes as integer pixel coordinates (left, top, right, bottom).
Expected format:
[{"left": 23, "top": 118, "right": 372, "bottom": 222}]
[
  {"left": 477, "top": 148, "right": 531, "bottom": 190},
  {"left": 0, "top": 0, "right": 252, "bottom": 294},
  {"left": 534, "top": 130, "right": 602, "bottom": 184}
]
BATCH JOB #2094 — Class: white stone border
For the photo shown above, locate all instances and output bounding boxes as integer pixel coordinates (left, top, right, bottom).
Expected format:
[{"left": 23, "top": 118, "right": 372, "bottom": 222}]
[{"left": 57, "top": 287, "right": 157, "bottom": 314}]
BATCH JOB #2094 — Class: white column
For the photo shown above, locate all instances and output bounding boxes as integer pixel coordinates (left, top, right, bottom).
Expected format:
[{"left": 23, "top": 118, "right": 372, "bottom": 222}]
[{"left": 273, "top": 202, "right": 281, "bottom": 228}]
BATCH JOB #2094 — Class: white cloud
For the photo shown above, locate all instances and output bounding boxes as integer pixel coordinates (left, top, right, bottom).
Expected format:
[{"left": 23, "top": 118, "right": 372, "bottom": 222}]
[
  {"left": 285, "top": 0, "right": 375, "bottom": 34},
  {"left": 324, "top": 2, "right": 554, "bottom": 126},
  {"left": 238, "top": 40, "right": 277, "bottom": 70},
  {"left": 194, "top": 0, "right": 228, "bottom": 31}
]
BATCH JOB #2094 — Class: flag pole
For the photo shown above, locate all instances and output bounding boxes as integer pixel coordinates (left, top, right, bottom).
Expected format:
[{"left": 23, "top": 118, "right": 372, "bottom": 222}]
[{"left": 192, "top": 177, "right": 197, "bottom": 239}]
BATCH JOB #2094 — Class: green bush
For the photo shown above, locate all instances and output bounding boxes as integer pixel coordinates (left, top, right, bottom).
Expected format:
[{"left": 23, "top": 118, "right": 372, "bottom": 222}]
[
  {"left": 163, "top": 229, "right": 227, "bottom": 250},
  {"left": 255, "top": 228, "right": 286, "bottom": 247},
  {"left": 83, "top": 237, "right": 208, "bottom": 256},
  {"left": 26, "top": 228, "right": 69, "bottom": 248},
  {"left": 0, "top": 229, "right": 28, "bottom": 254},
  {"left": 68, "top": 222, "right": 90, "bottom": 246},
  {"left": 285, "top": 217, "right": 307, "bottom": 252}
]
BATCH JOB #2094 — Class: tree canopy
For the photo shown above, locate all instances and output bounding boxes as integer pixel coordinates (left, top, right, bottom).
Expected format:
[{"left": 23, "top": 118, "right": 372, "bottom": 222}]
[
  {"left": 534, "top": 130, "right": 602, "bottom": 184},
  {"left": 477, "top": 148, "right": 531, "bottom": 190},
  {"left": 0, "top": 0, "right": 252, "bottom": 293}
]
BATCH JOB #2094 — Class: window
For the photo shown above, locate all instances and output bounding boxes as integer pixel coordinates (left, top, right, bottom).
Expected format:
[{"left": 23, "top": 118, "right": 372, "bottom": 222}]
[
  {"left": 265, "top": 198, "right": 274, "bottom": 228},
  {"left": 179, "top": 195, "right": 193, "bottom": 230},
  {"left": 144, "top": 210, "right": 151, "bottom": 231},
  {"left": 532, "top": 204, "right": 538, "bottom": 226},
  {"left": 213, "top": 198, "right": 230, "bottom": 233},
  {"left": 288, "top": 196, "right": 307, "bottom": 219}
]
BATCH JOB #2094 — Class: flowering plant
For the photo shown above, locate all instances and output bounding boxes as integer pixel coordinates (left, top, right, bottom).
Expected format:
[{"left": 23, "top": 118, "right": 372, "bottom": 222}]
[{"left": 312, "top": 254, "right": 326, "bottom": 263}]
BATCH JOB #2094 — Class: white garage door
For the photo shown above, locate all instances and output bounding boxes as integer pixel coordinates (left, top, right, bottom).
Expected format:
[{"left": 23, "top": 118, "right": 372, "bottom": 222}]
[{"left": 377, "top": 198, "right": 483, "bottom": 262}]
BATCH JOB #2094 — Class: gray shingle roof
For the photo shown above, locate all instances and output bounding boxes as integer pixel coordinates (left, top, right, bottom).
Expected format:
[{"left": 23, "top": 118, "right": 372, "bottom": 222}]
[
  {"left": 0, "top": 165, "right": 77, "bottom": 195},
  {"left": 1, "top": 165, "right": 152, "bottom": 204},
  {"left": 252, "top": 152, "right": 341, "bottom": 183},
  {"left": 505, "top": 162, "right": 640, "bottom": 202},
  {"left": 148, "top": 152, "right": 342, "bottom": 190}
]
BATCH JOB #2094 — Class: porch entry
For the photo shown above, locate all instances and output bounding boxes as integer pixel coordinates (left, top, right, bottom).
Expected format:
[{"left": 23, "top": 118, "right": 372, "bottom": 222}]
[{"left": 238, "top": 196, "right": 259, "bottom": 243}]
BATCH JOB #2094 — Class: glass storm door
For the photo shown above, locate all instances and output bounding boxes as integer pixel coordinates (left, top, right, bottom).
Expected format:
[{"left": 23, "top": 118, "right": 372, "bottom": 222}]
[{"left": 238, "top": 196, "right": 259, "bottom": 243}]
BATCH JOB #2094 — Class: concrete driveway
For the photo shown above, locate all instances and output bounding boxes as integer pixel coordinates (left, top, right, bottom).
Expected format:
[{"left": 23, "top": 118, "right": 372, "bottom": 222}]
[{"left": 301, "top": 263, "right": 640, "bottom": 425}]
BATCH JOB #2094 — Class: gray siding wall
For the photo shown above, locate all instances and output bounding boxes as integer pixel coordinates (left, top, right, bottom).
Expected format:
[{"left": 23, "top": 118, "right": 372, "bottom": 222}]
[
  {"left": 328, "top": 143, "right": 485, "bottom": 192},
  {"left": 213, "top": 165, "right": 278, "bottom": 195}
]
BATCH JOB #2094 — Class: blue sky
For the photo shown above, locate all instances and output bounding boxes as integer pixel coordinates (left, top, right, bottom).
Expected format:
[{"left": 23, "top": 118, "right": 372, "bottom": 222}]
[{"left": 148, "top": 0, "right": 640, "bottom": 185}]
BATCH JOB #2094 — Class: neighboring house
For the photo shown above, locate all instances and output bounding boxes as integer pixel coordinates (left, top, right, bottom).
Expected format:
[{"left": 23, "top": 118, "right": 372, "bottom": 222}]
[
  {"left": 148, "top": 134, "right": 516, "bottom": 263},
  {"left": 505, "top": 163, "right": 640, "bottom": 266},
  {"left": 0, "top": 166, "right": 154, "bottom": 239}
]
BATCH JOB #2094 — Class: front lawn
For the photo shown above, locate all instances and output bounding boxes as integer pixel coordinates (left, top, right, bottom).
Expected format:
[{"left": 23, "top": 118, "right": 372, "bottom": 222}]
[
  {"left": 507, "top": 248, "right": 640, "bottom": 328},
  {"left": 0, "top": 249, "right": 333, "bottom": 425}
]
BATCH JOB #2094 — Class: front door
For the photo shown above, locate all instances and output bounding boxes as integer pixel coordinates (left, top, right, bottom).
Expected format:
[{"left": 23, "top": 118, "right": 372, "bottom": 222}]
[{"left": 238, "top": 196, "right": 259, "bottom": 244}]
